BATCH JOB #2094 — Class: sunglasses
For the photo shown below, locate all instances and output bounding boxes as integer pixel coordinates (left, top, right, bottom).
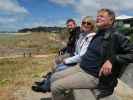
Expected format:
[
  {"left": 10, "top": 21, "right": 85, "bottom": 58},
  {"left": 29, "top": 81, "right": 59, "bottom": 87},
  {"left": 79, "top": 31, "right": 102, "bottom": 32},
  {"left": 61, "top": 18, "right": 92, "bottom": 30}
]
[{"left": 82, "top": 21, "right": 92, "bottom": 26}]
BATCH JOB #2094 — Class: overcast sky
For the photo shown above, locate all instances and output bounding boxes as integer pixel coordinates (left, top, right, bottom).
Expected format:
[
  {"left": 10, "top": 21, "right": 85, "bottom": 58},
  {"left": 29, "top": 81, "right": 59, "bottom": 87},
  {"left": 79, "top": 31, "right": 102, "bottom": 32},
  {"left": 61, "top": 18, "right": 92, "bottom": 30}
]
[{"left": 0, "top": 0, "right": 133, "bottom": 31}]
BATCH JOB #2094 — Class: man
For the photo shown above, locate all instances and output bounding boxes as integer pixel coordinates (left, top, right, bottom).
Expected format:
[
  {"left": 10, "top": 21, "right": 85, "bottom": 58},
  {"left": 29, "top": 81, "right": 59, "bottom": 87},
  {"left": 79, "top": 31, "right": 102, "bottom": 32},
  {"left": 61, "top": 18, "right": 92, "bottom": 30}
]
[
  {"left": 59, "top": 19, "right": 80, "bottom": 56},
  {"left": 32, "top": 19, "right": 80, "bottom": 93},
  {"left": 51, "top": 8, "right": 133, "bottom": 100},
  {"left": 93, "top": 8, "right": 133, "bottom": 98}
]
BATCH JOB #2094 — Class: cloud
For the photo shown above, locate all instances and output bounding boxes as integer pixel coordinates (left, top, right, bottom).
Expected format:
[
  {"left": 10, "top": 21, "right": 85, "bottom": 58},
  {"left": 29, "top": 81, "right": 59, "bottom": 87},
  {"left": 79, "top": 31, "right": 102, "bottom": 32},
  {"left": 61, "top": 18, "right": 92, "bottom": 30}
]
[
  {"left": 29, "top": 20, "right": 66, "bottom": 28},
  {"left": 0, "top": 0, "right": 28, "bottom": 14},
  {"left": 49, "top": 0, "right": 74, "bottom": 5},
  {"left": 0, "top": 17, "right": 17, "bottom": 23},
  {"left": 0, "top": 0, "right": 29, "bottom": 23},
  {"left": 73, "top": 0, "right": 100, "bottom": 17},
  {"left": 0, "top": 0, "right": 29, "bottom": 31},
  {"left": 49, "top": 0, "right": 133, "bottom": 17}
]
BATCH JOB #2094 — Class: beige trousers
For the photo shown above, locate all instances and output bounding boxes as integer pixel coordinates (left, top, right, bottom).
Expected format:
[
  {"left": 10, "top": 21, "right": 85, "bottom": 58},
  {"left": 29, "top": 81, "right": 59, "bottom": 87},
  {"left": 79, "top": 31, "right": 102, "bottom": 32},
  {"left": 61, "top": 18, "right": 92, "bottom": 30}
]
[{"left": 51, "top": 65, "right": 98, "bottom": 100}]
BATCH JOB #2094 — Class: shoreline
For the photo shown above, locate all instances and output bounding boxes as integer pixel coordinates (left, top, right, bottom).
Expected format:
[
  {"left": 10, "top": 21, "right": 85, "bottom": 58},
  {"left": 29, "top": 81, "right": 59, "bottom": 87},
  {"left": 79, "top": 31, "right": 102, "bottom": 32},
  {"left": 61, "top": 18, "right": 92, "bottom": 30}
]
[{"left": 0, "top": 32, "right": 31, "bottom": 35}]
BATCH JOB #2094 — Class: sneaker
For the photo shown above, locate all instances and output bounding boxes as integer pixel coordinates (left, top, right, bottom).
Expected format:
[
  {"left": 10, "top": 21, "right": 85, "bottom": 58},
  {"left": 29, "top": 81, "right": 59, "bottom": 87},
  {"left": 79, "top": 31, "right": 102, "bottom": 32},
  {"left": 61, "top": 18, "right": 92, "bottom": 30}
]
[
  {"left": 32, "top": 76, "right": 51, "bottom": 93},
  {"left": 34, "top": 72, "right": 52, "bottom": 86},
  {"left": 32, "top": 85, "right": 47, "bottom": 93}
]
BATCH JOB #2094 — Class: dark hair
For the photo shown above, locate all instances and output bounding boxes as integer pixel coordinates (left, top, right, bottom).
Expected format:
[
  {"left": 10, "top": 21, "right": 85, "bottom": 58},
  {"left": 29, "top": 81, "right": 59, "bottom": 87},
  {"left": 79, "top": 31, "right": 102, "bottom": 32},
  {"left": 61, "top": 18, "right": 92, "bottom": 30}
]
[
  {"left": 66, "top": 19, "right": 76, "bottom": 24},
  {"left": 98, "top": 8, "right": 115, "bottom": 24}
]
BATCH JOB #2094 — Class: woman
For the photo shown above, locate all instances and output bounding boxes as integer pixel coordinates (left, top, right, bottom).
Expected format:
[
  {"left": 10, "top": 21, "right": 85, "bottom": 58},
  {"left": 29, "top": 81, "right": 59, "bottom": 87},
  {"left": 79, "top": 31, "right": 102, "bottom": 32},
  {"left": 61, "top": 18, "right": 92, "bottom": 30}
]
[{"left": 55, "top": 16, "right": 96, "bottom": 71}]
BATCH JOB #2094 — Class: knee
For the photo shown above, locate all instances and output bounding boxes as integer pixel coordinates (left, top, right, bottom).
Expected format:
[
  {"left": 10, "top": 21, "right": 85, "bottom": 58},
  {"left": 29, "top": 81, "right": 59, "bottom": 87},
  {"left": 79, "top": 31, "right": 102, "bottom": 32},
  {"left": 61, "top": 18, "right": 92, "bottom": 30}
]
[{"left": 51, "top": 72, "right": 61, "bottom": 82}]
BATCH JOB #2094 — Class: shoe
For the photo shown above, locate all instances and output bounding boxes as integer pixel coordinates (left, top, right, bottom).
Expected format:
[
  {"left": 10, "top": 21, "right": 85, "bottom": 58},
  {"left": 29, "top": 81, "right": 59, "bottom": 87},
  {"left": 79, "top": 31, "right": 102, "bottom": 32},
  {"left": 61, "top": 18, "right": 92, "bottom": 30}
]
[
  {"left": 42, "top": 72, "right": 52, "bottom": 78},
  {"left": 34, "top": 72, "right": 52, "bottom": 86},
  {"left": 32, "top": 77, "right": 51, "bottom": 93},
  {"left": 32, "top": 85, "right": 47, "bottom": 93},
  {"left": 32, "top": 83, "right": 50, "bottom": 93},
  {"left": 35, "top": 79, "right": 46, "bottom": 86},
  {"left": 92, "top": 88, "right": 113, "bottom": 99}
]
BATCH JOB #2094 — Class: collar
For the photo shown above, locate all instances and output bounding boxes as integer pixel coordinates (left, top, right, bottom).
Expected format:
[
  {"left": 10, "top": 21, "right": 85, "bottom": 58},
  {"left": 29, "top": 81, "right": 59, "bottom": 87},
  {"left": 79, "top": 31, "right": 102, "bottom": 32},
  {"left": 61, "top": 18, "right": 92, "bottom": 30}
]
[{"left": 97, "top": 27, "right": 115, "bottom": 40}]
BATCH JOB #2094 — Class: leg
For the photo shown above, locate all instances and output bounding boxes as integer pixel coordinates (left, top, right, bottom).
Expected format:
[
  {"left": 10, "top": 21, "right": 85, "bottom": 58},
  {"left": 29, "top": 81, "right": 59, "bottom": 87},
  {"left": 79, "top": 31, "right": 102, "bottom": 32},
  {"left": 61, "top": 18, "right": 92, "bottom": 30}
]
[
  {"left": 51, "top": 67, "right": 98, "bottom": 100},
  {"left": 94, "top": 75, "right": 117, "bottom": 99},
  {"left": 51, "top": 65, "right": 80, "bottom": 82},
  {"left": 55, "top": 63, "right": 68, "bottom": 72}
]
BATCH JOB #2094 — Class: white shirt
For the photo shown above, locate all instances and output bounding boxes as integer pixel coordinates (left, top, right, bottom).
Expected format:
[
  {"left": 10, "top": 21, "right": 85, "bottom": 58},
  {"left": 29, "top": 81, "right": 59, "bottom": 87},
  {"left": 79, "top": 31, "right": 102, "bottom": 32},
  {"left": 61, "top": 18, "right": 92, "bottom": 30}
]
[{"left": 64, "top": 32, "right": 96, "bottom": 64}]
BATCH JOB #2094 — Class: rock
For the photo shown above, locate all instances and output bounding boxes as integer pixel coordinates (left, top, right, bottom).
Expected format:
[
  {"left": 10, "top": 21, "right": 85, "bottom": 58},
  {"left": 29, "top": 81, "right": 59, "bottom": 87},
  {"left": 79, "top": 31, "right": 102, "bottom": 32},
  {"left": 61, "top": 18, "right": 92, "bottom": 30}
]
[
  {"left": 73, "top": 89, "right": 119, "bottom": 100},
  {"left": 120, "top": 63, "right": 133, "bottom": 89}
]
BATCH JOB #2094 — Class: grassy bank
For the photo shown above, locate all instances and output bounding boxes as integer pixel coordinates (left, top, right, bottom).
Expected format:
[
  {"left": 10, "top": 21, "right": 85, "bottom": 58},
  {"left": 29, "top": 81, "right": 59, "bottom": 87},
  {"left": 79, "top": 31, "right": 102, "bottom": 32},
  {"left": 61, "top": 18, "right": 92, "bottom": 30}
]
[
  {"left": 0, "top": 32, "right": 65, "bottom": 56},
  {"left": 0, "top": 32, "right": 65, "bottom": 100},
  {"left": 0, "top": 55, "right": 54, "bottom": 100}
]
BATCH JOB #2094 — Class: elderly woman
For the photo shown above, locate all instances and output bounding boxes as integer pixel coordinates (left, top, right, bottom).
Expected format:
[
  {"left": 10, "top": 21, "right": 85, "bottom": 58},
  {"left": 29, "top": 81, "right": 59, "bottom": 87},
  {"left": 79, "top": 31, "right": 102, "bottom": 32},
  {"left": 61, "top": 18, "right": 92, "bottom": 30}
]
[
  {"left": 55, "top": 16, "right": 96, "bottom": 71},
  {"left": 50, "top": 16, "right": 97, "bottom": 100}
]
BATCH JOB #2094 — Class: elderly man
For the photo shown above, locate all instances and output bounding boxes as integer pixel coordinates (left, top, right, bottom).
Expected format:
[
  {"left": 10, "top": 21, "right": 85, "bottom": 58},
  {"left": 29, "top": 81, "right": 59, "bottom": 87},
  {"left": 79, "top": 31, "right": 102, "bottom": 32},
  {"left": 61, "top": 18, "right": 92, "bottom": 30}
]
[{"left": 51, "top": 8, "right": 133, "bottom": 100}]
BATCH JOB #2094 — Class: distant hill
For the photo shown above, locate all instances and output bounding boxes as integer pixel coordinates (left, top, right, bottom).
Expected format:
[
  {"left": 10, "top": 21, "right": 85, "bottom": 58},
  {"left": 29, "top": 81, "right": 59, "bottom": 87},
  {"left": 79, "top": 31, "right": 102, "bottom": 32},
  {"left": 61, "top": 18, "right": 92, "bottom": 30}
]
[{"left": 18, "top": 26, "right": 65, "bottom": 33}]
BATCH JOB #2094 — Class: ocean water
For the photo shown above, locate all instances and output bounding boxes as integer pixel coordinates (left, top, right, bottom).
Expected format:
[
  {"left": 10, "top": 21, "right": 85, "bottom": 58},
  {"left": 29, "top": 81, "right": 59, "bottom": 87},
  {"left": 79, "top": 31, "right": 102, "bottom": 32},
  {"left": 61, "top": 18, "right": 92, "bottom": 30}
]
[{"left": 0, "top": 32, "right": 31, "bottom": 36}]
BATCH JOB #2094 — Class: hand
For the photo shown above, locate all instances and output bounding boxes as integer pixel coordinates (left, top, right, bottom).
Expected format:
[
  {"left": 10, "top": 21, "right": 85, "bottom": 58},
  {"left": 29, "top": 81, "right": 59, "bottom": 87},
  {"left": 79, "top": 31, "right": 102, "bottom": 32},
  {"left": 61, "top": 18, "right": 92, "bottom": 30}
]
[
  {"left": 58, "top": 50, "right": 64, "bottom": 55},
  {"left": 58, "top": 48, "right": 66, "bottom": 55},
  {"left": 99, "top": 60, "right": 112, "bottom": 77}
]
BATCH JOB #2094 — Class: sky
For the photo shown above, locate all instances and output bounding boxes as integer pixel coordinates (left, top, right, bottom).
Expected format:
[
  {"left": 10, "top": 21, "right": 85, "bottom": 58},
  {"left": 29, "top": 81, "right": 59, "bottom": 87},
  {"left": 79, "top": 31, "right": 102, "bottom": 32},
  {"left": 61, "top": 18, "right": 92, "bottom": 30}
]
[{"left": 0, "top": 0, "right": 133, "bottom": 32}]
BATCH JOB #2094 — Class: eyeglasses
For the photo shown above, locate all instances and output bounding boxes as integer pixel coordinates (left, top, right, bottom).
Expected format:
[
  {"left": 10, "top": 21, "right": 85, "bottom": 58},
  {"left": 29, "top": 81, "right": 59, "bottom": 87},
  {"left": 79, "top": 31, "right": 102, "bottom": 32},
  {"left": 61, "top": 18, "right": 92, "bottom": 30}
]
[{"left": 82, "top": 21, "right": 92, "bottom": 26}]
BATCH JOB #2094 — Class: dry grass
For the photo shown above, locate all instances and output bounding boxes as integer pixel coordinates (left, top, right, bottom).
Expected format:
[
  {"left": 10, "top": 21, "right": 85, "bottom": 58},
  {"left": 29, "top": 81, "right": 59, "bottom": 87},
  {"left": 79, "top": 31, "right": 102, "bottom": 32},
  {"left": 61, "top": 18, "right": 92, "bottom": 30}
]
[
  {"left": 0, "top": 55, "right": 55, "bottom": 100},
  {"left": 0, "top": 32, "right": 65, "bottom": 56},
  {"left": 0, "top": 32, "right": 67, "bottom": 100}
]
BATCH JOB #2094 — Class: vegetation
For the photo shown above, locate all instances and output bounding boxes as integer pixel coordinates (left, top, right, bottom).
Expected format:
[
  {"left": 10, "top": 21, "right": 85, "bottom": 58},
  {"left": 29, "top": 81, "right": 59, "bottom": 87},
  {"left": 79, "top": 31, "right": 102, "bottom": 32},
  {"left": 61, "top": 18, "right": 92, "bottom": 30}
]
[
  {"left": 0, "top": 32, "right": 67, "bottom": 100},
  {"left": 117, "top": 27, "right": 133, "bottom": 36},
  {"left": 0, "top": 56, "right": 54, "bottom": 100},
  {"left": 18, "top": 26, "right": 65, "bottom": 33},
  {"left": 0, "top": 32, "right": 66, "bottom": 56}
]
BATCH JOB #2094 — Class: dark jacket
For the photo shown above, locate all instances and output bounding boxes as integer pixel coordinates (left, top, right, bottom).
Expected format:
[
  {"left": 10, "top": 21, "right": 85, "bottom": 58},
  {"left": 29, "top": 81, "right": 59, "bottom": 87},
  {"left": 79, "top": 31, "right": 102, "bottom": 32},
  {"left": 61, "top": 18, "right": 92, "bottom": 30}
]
[
  {"left": 99, "top": 27, "right": 133, "bottom": 88},
  {"left": 100, "top": 27, "right": 133, "bottom": 77},
  {"left": 60, "top": 27, "right": 81, "bottom": 56}
]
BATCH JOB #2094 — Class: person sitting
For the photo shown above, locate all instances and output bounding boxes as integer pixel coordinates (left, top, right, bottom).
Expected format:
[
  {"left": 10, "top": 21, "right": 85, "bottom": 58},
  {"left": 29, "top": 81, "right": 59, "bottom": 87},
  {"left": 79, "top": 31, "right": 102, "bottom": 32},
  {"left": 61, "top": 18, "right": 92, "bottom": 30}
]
[
  {"left": 50, "top": 8, "right": 133, "bottom": 100},
  {"left": 32, "top": 16, "right": 96, "bottom": 93},
  {"left": 32, "top": 18, "right": 80, "bottom": 92}
]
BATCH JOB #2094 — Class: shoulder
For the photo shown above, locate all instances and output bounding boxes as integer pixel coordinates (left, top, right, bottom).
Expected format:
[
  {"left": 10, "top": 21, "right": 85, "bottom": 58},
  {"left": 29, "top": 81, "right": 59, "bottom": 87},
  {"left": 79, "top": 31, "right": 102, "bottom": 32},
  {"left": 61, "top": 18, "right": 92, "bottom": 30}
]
[
  {"left": 112, "top": 30, "right": 130, "bottom": 44},
  {"left": 108, "top": 27, "right": 127, "bottom": 39},
  {"left": 86, "top": 32, "right": 96, "bottom": 37},
  {"left": 113, "top": 30, "right": 128, "bottom": 39},
  {"left": 75, "top": 27, "right": 81, "bottom": 34}
]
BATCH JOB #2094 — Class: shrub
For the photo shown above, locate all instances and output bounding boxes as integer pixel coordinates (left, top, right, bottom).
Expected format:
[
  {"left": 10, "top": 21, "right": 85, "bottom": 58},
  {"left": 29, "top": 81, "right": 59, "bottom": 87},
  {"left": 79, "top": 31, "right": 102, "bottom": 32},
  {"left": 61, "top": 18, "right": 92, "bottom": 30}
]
[{"left": 118, "top": 27, "right": 133, "bottom": 36}]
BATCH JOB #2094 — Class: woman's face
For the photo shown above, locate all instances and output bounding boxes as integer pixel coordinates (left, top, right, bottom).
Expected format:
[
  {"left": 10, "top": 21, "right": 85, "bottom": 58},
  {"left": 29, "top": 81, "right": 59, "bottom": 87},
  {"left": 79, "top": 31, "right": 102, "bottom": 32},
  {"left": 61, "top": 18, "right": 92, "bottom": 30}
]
[{"left": 81, "top": 20, "right": 93, "bottom": 33}]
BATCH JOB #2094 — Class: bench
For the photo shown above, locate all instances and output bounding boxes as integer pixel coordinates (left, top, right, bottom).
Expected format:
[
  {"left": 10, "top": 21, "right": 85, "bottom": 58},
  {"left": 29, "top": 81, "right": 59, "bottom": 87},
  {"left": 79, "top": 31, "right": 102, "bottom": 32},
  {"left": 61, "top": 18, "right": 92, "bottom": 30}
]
[
  {"left": 71, "top": 64, "right": 133, "bottom": 100},
  {"left": 72, "top": 89, "right": 119, "bottom": 100},
  {"left": 72, "top": 80, "right": 133, "bottom": 100}
]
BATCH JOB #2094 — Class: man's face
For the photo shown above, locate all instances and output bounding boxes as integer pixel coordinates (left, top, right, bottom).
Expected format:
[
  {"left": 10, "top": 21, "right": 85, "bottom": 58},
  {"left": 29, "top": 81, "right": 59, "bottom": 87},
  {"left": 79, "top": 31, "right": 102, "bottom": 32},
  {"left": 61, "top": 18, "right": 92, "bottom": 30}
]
[
  {"left": 96, "top": 11, "right": 113, "bottom": 29},
  {"left": 67, "top": 21, "right": 76, "bottom": 30}
]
